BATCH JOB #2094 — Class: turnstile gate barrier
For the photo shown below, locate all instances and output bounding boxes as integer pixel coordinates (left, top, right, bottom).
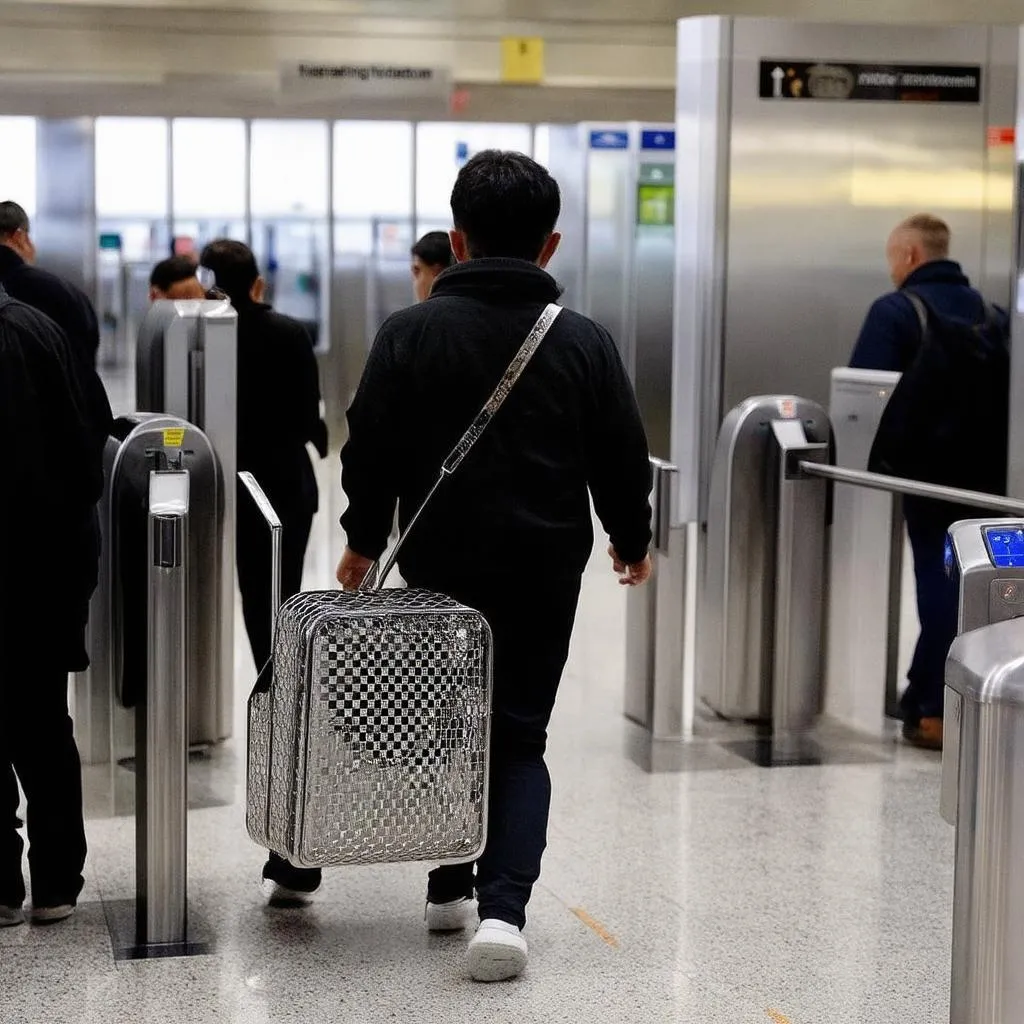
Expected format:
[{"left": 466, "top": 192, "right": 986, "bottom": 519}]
[
  {"left": 699, "top": 396, "right": 831, "bottom": 756},
  {"left": 75, "top": 413, "right": 228, "bottom": 764}
]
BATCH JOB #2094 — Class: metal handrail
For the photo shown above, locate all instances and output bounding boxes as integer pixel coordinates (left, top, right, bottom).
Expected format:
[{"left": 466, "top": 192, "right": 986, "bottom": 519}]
[
  {"left": 238, "top": 472, "right": 282, "bottom": 636},
  {"left": 799, "top": 462, "right": 1024, "bottom": 517}
]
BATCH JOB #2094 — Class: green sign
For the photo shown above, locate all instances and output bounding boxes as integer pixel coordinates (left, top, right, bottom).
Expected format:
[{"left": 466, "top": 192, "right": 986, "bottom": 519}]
[
  {"left": 637, "top": 184, "right": 674, "bottom": 227},
  {"left": 98, "top": 232, "right": 123, "bottom": 251}
]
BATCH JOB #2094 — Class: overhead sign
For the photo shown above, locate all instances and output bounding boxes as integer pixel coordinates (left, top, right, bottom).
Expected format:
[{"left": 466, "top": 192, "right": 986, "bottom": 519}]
[
  {"left": 281, "top": 63, "right": 450, "bottom": 97},
  {"left": 502, "top": 37, "right": 544, "bottom": 85},
  {"left": 589, "top": 129, "right": 630, "bottom": 150},
  {"left": 641, "top": 130, "right": 675, "bottom": 151},
  {"left": 760, "top": 60, "right": 982, "bottom": 104}
]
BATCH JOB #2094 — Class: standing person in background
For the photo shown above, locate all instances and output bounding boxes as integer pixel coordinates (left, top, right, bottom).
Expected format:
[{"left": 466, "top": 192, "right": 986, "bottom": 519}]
[
  {"left": 200, "top": 240, "right": 328, "bottom": 903},
  {"left": 148, "top": 256, "right": 207, "bottom": 301},
  {"left": 0, "top": 200, "right": 111, "bottom": 443},
  {"left": 199, "top": 239, "right": 328, "bottom": 670},
  {"left": 0, "top": 290, "right": 105, "bottom": 926},
  {"left": 851, "top": 214, "right": 1008, "bottom": 751},
  {"left": 410, "top": 231, "right": 454, "bottom": 302}
]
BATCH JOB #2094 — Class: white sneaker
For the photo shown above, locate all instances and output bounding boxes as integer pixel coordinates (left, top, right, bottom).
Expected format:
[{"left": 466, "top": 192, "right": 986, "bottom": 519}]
[
  {"left": 0, "top": 905, "right": 24, "bottom": 927},
  {"left": 425, "top": 896, "right": 476, "bottom": 933},
  {"left": 30, "top": 904, "right": 75, "bottom": 924},
  {"left": 467, "top": 919, "right": 528, "bottom": 982}
]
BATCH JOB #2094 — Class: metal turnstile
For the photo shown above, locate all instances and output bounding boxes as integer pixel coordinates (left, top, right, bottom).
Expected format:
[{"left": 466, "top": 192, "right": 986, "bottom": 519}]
[
  {"left": 624, "top": 457, "right": 685, "bottom": 769},
  {"left": 700, "top": 395, "right": 831, "bottom": 761},
  {"left": 943, "top": 520, "right": 1024, "bottom": 1023},
  {"left": 134, "top": 298, "right": 237, "bottom": 742},
  {"left": 825, "top": 368, "right": 904, "bottom": 735},
  {"left": 75, "top": 414, "right": 225, "bottom": 765}
]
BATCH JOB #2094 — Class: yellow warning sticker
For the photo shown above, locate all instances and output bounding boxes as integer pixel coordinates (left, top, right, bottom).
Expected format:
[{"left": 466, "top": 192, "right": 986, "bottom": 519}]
[{"left": 163, "top": 427, "right": 186, "bottom": 448}]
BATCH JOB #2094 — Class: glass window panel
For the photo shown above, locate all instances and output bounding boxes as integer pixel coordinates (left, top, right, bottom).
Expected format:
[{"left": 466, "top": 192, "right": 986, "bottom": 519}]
[
  {"left": 95, "top": 117, "right": 169, "bottom": 218},
  {"left": 415, "top": 123, "right": 533, "bottom": 224},
  {"left": 250, "top": 120, "right": 328, "bottom": 217},
  {"left": 172, "top": 118, "right": 246, "bottom": 219},
  {"left": 0, "top": 117, "right": 37, "bottom": 217},
  {"left": 333, "top": 121, "right": 413, "bottom": 219}
]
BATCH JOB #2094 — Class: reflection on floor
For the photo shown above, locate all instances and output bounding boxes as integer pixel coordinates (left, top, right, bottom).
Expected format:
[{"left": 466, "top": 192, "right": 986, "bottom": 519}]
[{"left": 6, "top": 371, "right": 952, "bottom": 1021}]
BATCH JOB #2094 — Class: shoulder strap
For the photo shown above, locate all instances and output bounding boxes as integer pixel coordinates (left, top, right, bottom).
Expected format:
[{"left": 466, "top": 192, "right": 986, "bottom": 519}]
[
  {"left": 902, "top": 289, "right": 929, "bottom": 342},
  {"left": 364, "top": 302, "right": 563, "bottom": 591}
]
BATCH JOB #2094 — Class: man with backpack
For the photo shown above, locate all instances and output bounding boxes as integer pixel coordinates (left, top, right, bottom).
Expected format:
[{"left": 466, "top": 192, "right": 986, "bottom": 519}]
[{"left": 851, "top": 213, "right": 1010, "bottom": 751}]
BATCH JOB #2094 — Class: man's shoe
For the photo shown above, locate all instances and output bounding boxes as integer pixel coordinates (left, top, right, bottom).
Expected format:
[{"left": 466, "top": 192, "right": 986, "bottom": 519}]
[
  {"left": 30, "top": 904, "right": 75, "bottom": 925},
  {"left": 262, "top": 856, "right": 321, "bottom": 907},
  {"left": 468, "top": 919, "right": 528, "bottom": 982},
  {"left": 0, "top": 905, "right": 24, "bottom": 927},
  {"left": 903, "top": 717, "right": 943, "bottom": 751},
  {"left": 425, "top": 896, "right": 477, "bottom": 933}
]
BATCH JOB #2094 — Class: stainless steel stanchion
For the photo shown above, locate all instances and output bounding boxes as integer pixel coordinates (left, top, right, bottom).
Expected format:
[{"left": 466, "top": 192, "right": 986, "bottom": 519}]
[
  {"left": 137, "top": 467, "right": 189, "bottom": 948},
  {"left": 944, "top": 617, "right": 1024, "bottom": 1023}
]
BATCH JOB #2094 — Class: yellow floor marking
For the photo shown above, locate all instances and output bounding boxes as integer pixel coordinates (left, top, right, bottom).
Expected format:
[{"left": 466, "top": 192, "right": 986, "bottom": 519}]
[
  {"left": 766, "top": 1011, "right": 792, "bottom": 1024},
  {"left": 569, "top": 907, "right": 619, "bottom": 948}
]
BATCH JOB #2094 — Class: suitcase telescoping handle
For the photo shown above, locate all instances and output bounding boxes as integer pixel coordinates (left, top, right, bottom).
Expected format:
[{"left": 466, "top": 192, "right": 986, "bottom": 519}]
[
  {"left": 238, "top": 472, "right": 283, "bottom": 639},
  {"left": 364, "top": 302, "right": 563, "bottom": 592}
]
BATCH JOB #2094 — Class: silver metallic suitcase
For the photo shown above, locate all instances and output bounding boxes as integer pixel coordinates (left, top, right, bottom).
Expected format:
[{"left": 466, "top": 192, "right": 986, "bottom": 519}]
[
  {"left": 247, "top": 588, "right": 493, "bottom": 866},
  {"left": 243, "top": 303, "right": 562, "bottom": 869}
]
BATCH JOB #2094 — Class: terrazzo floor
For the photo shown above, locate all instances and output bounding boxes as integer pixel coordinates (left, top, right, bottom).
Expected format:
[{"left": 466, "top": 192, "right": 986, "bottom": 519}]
[{"left": 1, "top": 368, "right": 952, "bottom": 1023}]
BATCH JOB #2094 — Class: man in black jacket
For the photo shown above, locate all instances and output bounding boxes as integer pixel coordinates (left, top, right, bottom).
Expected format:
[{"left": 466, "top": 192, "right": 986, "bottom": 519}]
[
  {"left": 337, "top": 151, "right": 653, "bottom": 981},
  {"left": 0, "top": 290, "right": 104, "bottom": 927},
  {"left": 0, "top": 201, "right": 112, "bottom": 444}
]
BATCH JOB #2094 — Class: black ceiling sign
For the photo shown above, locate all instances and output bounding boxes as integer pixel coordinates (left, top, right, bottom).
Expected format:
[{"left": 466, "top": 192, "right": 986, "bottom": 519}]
[{"left": 759, "top": 60, "right": 982, "bottom": 104}]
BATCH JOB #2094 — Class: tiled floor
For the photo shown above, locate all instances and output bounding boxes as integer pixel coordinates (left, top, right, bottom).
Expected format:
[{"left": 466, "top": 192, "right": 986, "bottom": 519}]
[{"left": 1, "top": 372, "right": 953, "bottom": 1023}]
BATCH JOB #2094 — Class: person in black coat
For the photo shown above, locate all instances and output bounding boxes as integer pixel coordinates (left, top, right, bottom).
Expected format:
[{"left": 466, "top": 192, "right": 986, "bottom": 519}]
[
  {"left": 199, "top": 240, "right": 327, "bottom": 670},
  {"left": 337, "top": 151, "right": 653, "bottom": 981},
  {"left": 0, "top": 200, "right": 112, "bottom": 446},
  {"left": 849, "top": 214, "right": 1002, "bottom": 751},
  {"left": 0, "top": 289, "right": 104, "bottom": 927}
]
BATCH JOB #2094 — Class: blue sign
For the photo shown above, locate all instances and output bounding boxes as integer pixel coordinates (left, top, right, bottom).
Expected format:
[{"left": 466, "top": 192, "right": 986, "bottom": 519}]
[
  {"left": 589, "top": 129, "right": 630, "bottom": 150},
  {"left": 455, "top": 141, "right": 469, "bottom": 164},
  {"left": 641, "top": 129, "right": 675, "bottom": 151},
  {"left": 985, "top": 527, "right": 1024, "bottom": 568}
]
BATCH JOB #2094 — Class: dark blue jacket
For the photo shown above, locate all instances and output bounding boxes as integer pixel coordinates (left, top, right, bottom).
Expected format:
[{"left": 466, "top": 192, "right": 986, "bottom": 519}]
[{"left": 849, "top": 260, "right": 989, "bottom": 372}]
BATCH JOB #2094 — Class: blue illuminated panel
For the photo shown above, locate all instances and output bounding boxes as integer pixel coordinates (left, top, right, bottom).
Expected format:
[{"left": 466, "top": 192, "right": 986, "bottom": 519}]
[{"left": 985, "top": 527, "right": 1024, "bottom": 567}]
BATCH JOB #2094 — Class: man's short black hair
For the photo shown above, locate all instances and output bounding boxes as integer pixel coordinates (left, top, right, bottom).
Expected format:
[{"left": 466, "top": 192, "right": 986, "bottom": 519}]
[
  {"left": 0, "top": 201, "right": 29, "bottom": 241},
  {"left": 411, "top": 231, "right": 454, "bottom": 270},
  {"left": 450, "top": 150, "right": 560, "bottom": 261},
  {"left": 150, "top": 255, "right": 199, "bottom": 293},
  {"left": 199, "top": 239, "right": 259, "bottom": 306}
]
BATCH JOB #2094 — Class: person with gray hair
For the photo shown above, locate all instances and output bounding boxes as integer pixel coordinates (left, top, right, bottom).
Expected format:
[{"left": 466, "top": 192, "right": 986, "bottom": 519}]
[{"left": 850, "top": 213, "right": 1007, "bottom": 751}]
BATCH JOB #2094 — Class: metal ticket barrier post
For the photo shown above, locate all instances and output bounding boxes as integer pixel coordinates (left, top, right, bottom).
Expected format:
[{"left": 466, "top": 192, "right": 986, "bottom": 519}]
[
  {"left": 624, "top": 457, "right": 685, "bottom": 770},
  {"left": 700, "top": 396, "right": 831, "bottom": 765},
  {"left": 75, "top": 414, "right": 225, "bottom": 768},
  {"left": 137, "top": 462, "right": 189, "bottom": 950}
]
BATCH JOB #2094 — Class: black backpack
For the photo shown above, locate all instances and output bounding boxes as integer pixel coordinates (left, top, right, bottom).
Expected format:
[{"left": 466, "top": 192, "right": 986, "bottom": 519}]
[{"left": 868, "top": 290, "right": 1010, "bottom": 495}]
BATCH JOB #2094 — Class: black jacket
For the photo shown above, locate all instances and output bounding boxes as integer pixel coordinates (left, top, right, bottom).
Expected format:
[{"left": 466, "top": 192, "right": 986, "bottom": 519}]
[
  {"left": 849, "top": 260, "right": 1000, "bottom": 372},
  {"left": 0, "top": 244, "right": 112, "bottom": 446},
  {"left": 235, "top": 299, "right": 326, "bottom": 520},
  {"left": 0, "top": 244, "right": 101, "bottom": 369},
  {"left": 0, "top": 290, "right": 104, "bottom": 670},
  {"left": 340, "top": 259, "right": 653, "bottom": 584}
]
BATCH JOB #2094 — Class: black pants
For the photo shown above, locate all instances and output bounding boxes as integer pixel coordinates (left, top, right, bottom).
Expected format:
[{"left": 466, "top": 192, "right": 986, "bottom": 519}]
[
  {"left": 0, "top": 661, "right": 86, "bottom": 908},
  {"left": 237, "top": 499, "right": 313, "bottom": 670},
  {"left": 418, "top": 575, "right": 582, "bottom": 930},
  {"left": 901, "top": 498, "right": 962, "bottom": 723}
]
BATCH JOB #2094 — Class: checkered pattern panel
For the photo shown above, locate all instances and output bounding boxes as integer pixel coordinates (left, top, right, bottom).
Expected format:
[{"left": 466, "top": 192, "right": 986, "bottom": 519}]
[{"left": 248, "top": 589, "right": 492, "bottom": 867}]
